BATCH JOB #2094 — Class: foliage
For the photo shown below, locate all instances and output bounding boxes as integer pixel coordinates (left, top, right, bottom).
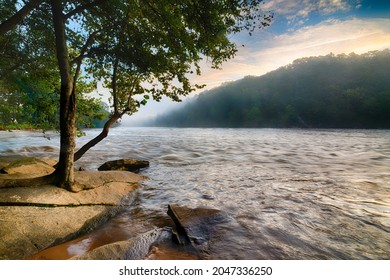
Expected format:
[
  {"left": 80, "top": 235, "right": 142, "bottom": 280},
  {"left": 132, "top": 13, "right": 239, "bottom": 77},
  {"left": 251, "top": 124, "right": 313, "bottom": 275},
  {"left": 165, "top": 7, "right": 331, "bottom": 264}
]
[
  {"left": 1, "top": 0, "right": 273, "bottom": 128},
  {"left": 154, "top": 50, "right": 390, "bottom": 129},
  {"left": 79, "top": 0, "right": 273, "bottom": 118},
  {"left": 1, "top": 0, "right": 273, "bottom": 188},
  {"left": 0, "top": 1, "right": 107, "bottom": 131},
  {"left": 0, "top": 73, "right": 107, "bottom": 131}
]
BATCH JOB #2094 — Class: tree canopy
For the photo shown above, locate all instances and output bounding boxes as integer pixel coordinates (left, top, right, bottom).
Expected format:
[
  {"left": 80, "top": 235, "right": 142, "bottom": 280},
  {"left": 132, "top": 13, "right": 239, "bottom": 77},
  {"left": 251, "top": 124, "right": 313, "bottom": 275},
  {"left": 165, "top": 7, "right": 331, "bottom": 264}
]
[
  {"left": 0, "top": 0, "right": 272, "bottom": 190},
  {"left": 0, "top": 1, "right": 106, "bottom": 132},
  {"left": 153, "top": 50, "right": 390, "bottom": 129}
]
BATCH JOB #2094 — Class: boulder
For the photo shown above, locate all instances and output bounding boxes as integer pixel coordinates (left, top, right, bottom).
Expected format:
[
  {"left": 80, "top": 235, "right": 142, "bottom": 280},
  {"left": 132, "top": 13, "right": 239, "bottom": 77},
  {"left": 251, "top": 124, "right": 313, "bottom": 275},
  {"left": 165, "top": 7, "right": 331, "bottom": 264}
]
[
  {"left": 98, "top": 159, "right": 150, "bottom": 173},
  {"left": 0, "top": 157, "right": 55, "bottom": 175}
]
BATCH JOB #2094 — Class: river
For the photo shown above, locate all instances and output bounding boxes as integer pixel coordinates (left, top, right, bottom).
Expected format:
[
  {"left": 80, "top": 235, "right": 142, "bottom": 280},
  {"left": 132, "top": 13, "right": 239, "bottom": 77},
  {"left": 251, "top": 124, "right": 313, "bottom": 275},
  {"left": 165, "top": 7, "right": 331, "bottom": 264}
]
[{"left": 1, "top": 127, "right": 390, "bottom": 259}]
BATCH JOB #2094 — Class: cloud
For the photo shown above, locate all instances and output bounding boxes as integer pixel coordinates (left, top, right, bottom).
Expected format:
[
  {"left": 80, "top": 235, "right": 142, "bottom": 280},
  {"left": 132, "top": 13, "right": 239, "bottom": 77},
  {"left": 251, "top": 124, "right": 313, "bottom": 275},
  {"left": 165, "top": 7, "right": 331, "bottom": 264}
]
[
  {"left": 129, "top": 15, "right": 390, "bottom": 122},
  {"left": 318, "top": 0, "right": 350, "bottom": 14},
  {"left": 262, "top": 18, "right": 390, "bottom": 53},
  {"left": 262, "top": 0, "right": 356, "bottom": 19},
  {"left": 192, "top": 18, "right": 390, "bottom": 91},
  {"left": 355, "top": 0, "right": 363, "bottom": 9}
]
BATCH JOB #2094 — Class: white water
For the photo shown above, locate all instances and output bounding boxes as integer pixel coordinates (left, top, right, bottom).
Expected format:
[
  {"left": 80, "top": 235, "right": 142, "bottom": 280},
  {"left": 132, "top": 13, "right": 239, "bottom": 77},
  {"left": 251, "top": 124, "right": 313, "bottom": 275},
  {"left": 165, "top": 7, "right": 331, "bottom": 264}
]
[{"left": 1, "top": 127, "right": 390, "bottom": 259}]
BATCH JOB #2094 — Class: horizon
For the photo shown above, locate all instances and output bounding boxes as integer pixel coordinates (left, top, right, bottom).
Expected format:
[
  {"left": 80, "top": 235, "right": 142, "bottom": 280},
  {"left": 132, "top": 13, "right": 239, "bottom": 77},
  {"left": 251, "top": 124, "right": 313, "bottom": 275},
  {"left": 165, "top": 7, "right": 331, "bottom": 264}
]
[{"left": 116, "top": 0, "right": 390, "bottom": 126}]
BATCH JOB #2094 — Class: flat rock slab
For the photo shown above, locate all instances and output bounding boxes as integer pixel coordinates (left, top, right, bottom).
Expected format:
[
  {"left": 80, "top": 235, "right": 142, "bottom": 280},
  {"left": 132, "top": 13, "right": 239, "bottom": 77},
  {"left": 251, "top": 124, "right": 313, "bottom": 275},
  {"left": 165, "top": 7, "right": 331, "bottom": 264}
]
[
  {"left": 0, "top": 157, "right": 55, "bottom": 175},
  {"left": 0, "top": 170, "right": 144, "bottom": 260},
  {"left": 0, "top": 171, "right": 143, "bottom": 205},
  {"left": 0, "top": 205, "right": 109, "bottom": 260},
  {"left": 0, "top": 155, "right": 24, "bottom": 170}
]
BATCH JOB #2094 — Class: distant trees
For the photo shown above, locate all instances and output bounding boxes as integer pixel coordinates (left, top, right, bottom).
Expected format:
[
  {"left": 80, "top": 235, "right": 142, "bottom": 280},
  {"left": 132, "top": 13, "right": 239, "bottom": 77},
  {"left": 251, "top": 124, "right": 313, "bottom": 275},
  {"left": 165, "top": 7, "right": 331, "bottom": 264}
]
[{"left": 154, "top": 50, "right": 390, "bottom": 129}]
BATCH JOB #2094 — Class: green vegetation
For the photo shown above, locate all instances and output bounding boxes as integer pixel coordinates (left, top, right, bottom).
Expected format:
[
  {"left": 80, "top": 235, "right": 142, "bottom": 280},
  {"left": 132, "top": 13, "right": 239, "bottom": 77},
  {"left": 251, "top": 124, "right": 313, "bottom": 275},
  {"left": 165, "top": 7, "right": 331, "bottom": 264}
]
[
  {"left": 154, "top": 50, "right": 390, "bottom": 129},
  {"left": 0, "top": 0, "right": 107, "bottom": 132},
  {"left": 1, "top": 0, "right": 272, "bottom": 190},
  {"left": 0, "top": 78, "right": 108, "bottom": 131}
]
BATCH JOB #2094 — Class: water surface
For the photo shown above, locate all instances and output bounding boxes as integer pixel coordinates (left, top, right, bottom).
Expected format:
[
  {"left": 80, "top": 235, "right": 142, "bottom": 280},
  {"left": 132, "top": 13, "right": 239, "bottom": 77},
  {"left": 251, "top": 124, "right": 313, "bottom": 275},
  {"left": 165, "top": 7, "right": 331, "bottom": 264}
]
[{"left": 1, "top": 127, "right": 390, "bottom": 259}]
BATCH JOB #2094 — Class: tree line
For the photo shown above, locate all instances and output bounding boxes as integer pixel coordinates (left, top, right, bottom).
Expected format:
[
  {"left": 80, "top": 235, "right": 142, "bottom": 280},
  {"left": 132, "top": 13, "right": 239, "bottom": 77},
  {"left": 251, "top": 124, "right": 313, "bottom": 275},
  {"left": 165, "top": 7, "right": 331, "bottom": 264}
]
[{"left": 153, "top": 50, "right": 390, "bottom": 129}]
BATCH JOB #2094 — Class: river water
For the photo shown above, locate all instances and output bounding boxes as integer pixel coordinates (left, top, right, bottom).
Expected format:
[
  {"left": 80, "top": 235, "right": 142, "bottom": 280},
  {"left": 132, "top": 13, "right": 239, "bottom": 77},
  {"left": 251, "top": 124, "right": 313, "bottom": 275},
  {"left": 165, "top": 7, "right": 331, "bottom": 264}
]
[{"left": 1, "top": 127, "right": 390, "bottom": 259}]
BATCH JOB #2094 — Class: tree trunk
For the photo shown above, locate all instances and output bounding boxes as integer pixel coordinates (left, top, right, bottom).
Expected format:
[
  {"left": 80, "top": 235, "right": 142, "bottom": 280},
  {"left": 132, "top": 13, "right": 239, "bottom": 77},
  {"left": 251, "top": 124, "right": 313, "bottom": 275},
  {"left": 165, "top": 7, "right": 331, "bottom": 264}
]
[
  {"left": 74, "top": 112, "right": 123, "bottom": 162},
  {"left": 51, "top": 0, "right": 76, "bottom": 191}
]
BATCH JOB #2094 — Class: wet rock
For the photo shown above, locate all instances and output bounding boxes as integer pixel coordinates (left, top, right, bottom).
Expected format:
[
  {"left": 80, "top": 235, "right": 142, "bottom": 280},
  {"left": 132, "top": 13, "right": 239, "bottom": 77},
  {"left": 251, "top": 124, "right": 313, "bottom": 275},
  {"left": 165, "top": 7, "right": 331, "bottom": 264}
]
[
  {"left": 0, "top": 168, "right": 144, "bottom": 259},
  {"left": 70, "top": 228, "right": 168, "bottom": 260},
  {"left": 98, "top": 159, "right": 150, "bottom": 173},
  {"left": 145, "top": 228, "right": 202, "bottom": 260},
  {"left": 0, "top": 205, "right": 113, "bottom": 260},
  {"left": 167, "top": 204, "right": 230, "bottom": 248},
  {"left": 0, "top": 157, "right": 55, "bottom": 175}
]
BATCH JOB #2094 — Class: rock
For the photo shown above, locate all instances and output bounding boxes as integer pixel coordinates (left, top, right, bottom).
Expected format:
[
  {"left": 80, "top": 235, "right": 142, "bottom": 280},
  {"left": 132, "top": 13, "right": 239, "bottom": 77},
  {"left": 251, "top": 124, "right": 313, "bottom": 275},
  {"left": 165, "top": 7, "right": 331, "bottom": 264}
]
[
  {"left": 0, "top": 157, "right": 55, "bottom": 175},
  {"left": 70, "top": 228, "right": 168, "bottom": 260},
  {"left": 98, "top": 159, "right": 150, "bottom": 173},
  {"left": 0, "top": 205, "right": 112, "bottom": 260},
  {"left": 68, "top": 205, "right": 231, "bottom": 260},
  {"left": 0, "top": 171, "right": 142, "bottom": 206},
  {"left": 0, "top": 168, "right": 144, "bottom": 259},
  {"left": 145, "top": 227, "right": 202, "bottom": 260},
  {"left": 167, "top": 204, "right": 229, "bottom": 248}
]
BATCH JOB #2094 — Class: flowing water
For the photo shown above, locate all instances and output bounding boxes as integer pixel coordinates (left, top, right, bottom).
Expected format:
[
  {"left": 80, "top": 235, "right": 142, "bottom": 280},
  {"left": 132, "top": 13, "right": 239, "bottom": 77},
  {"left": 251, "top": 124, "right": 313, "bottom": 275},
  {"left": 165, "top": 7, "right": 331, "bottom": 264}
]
[{"left": 1, "top": 127, "right": 390, "bottom": 259}]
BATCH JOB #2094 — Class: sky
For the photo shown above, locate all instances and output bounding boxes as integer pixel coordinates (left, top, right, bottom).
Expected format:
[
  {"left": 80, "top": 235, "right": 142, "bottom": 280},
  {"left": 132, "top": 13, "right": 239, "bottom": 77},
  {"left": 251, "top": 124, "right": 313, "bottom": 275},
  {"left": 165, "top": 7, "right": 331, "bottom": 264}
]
[{"left": 122, "top": 0, "right": 390, "bottom": 125}]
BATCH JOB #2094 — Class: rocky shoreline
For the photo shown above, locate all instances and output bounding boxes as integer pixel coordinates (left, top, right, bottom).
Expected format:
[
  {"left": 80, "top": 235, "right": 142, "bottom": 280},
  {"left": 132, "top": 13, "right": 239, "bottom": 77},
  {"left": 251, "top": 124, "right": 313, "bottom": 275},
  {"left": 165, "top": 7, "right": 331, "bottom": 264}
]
[
  {"left": 1, "top": 156, "right": 231, "bottom": 260},
  {"left": 0, "top": 156, "right": 144, "bottom": 260}
]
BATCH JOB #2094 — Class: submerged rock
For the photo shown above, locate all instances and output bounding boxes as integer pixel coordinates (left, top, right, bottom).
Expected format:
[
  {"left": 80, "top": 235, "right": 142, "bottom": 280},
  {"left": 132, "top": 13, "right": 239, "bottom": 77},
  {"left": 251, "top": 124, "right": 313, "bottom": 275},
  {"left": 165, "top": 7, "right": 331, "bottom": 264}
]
[
  {"left": 98, "top": 159, "right": 150, "bottom": 173},
  {"left": 167, "top": 204, "right": 230, "bottom": 251}
]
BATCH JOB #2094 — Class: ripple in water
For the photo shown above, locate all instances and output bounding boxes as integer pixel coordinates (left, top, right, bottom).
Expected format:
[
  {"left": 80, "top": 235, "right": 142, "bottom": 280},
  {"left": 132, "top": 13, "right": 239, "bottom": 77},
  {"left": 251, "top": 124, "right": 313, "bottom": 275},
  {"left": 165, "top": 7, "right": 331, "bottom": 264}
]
[{"left": 3, "top": 128, "right": 390, "bottom": 259}]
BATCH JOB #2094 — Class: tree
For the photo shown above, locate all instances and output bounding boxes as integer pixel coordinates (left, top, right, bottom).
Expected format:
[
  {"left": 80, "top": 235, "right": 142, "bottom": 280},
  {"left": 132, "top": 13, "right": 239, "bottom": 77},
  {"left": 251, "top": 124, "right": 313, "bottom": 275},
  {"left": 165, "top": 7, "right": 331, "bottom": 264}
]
[
  {"left": 74, "top": 0, "right": 273, "bottom": 161},
  {"left": 1, "top": 0, "right": 272, "bottom": 191},
  {"left": 0, "top": 0, "right": 42, "bottom": 36}
]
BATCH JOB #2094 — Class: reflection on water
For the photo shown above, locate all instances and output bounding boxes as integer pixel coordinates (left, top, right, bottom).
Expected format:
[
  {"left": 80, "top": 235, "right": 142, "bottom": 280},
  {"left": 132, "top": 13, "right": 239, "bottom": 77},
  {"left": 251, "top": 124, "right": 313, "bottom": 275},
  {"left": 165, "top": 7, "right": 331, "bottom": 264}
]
[{"left": 2, "top": 128, "right": 390, "bottom": 259}]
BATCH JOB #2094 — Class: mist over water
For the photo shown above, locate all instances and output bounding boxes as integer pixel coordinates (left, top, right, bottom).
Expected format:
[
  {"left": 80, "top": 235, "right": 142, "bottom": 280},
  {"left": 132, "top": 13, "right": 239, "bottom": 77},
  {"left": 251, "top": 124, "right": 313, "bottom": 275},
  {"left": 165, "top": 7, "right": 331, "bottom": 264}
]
[{"left": 1, "top": 127, "right": 390, "bottom": 259}]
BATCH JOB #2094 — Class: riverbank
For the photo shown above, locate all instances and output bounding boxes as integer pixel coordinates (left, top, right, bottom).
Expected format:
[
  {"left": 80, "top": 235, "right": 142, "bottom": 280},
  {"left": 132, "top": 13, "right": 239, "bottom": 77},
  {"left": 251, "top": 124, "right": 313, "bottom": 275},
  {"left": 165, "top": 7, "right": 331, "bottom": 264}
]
[
  {"left": 0, "top": 157, "right": 228, "bottom": 260},
  {"left": 0, "top": 156, "right": 144, "bottom": 260}
]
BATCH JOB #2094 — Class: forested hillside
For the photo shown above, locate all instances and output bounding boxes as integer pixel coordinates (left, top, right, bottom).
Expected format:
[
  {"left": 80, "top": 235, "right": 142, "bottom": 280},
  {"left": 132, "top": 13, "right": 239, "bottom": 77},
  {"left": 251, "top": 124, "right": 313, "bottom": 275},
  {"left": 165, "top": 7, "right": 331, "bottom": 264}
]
[{"left": 154, "top": 50, "right": 390, "bottom": 128}]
